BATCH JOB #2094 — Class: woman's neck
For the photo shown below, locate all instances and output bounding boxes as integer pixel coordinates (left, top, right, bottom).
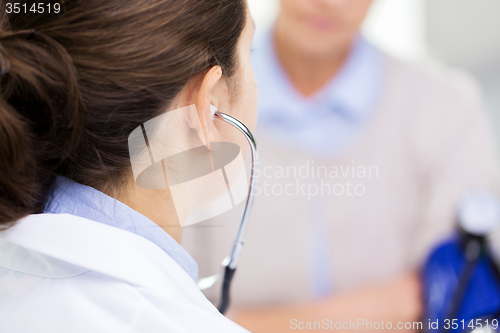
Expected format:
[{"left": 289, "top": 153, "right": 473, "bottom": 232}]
[
  {"left": 118, "top": 182, "right": 183, "bottom": 244},
  {"left": 273, "top": 18, "right": 351, "bottom": 97}
]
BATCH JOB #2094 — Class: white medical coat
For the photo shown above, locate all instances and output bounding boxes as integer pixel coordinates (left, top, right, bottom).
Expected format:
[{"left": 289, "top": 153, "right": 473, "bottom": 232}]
[{"left": 0, "top": 213, "right": 249, "bottom": 332}]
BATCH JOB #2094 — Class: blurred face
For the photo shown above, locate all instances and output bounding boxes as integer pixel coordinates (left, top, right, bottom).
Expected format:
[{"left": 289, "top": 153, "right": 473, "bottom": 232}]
[{"left": 278, "top": 0, "right": 374, "bottom": 57}]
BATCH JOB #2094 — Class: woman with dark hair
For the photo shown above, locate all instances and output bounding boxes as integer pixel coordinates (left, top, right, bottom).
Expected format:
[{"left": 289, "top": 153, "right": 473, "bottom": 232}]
[{"left": 0, "top": 0, "right": 256, "bottom": 331}]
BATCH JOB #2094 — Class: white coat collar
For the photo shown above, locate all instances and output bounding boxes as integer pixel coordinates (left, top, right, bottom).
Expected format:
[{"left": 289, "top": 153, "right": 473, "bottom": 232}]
[
  {"left": 0, "top": 213, "right": 215, "bottom": 311},
  {"left": 45, "top": 175, "right": 199, "bottom": 281}
]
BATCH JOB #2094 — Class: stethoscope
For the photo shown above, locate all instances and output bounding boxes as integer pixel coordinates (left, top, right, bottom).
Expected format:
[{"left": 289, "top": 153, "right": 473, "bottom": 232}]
[
  {"left": 442, "top": 191, "right": 500, "bottom": 333},
  {"left": 196, "top": 108, "right": 259, "bottom": 315}
]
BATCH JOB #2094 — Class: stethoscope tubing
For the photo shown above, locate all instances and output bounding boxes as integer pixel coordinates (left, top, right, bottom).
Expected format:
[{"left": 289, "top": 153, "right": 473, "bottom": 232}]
[
  {"left": 214, "top": 111, "right": 259, "bottom": 271},
  {"left": 200, "top": 111, "right": 258, "bottom": 314}
]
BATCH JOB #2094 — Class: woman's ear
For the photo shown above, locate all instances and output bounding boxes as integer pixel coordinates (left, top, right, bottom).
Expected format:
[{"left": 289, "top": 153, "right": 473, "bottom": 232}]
[{"left": 195, "top": 66, "right": 223, "bottom": 149}]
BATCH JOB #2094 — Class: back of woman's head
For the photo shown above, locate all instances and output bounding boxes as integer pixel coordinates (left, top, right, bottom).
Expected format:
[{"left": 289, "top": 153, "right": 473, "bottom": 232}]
[{"left": 0, "top": 0, "right": 246, "bottom": 228}]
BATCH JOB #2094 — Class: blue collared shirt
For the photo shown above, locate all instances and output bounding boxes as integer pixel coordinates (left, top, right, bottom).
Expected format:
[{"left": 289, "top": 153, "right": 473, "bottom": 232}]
[
  {"left": 45, "top": 175, "right": 199, "bottom": 282},
  {"left": 251, "top": 31, "right": 385, "bottom": 297},
  {"left": 252, "top": 31, "right": 385, "bottom": 158}
]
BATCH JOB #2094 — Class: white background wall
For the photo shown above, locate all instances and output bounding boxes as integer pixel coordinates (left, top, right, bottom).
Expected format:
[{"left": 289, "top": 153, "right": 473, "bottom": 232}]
[
  {"left": 426, "top": 0, "right": 500, "bottom": 73},
  {"left": 425, "top": 0, "right": 500, "bottom": 149}
]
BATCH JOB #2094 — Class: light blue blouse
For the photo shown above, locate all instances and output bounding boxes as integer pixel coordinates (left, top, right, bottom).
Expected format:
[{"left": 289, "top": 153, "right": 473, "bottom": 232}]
[
  {"left": 251, "top": 31, "right": 386, "bottom": 297},
  {"left": 45, "top": 175, "right": 198, "bottom": 282}
]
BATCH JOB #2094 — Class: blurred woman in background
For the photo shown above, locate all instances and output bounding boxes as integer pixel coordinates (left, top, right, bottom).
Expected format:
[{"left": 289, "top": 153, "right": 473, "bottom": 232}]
[
  {"left": 0, "top": 0, "right": 256, "bottom": 332},
  {"left": 187, "top": 0, "right": 499, "bottom": 331}
]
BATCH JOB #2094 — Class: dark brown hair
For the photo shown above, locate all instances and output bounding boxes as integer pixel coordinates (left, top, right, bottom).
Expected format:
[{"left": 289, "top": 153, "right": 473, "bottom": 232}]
[{"left": 0, "top": 0, "right": 246, "bottom": 228}]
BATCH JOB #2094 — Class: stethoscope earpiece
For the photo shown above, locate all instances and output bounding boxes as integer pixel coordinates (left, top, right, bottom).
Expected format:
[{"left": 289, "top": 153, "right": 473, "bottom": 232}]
[{"left": 210, "top": 104, "right": 218, "bottom": 119}]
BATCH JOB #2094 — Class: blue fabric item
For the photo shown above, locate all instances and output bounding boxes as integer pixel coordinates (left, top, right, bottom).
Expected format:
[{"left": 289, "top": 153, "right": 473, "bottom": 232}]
[
  {"left": 422, "top": 237, "right": 500, "bottom": 332},
  {"left": 251, "top": 31, "right": 385, "bottom": 158},
  {"left": 45, "top": 175, "right": 199, "bottom": 282}
]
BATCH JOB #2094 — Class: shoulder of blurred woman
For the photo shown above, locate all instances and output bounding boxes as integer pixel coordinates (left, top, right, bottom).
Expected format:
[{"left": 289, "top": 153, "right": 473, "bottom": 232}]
[
  {"left": 380, "top": 52, "right": 483, "bottom": 108},
  {"left": 377, "top": 51, "right": 497, "bottom": 178}
]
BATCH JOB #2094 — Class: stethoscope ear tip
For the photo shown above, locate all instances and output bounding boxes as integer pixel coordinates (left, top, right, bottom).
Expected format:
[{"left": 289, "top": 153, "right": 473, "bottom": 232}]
[{"left": 210, "top": 105, "right": 217, "bottom": 119}]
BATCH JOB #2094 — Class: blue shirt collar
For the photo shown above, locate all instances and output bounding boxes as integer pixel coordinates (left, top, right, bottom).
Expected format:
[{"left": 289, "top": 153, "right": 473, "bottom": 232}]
[
  {"left": 318, "top": 35, "right": 384, "bottom": 121},
  {"left": 44, "top": 175, "right": 199, "bottom": 282}
]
